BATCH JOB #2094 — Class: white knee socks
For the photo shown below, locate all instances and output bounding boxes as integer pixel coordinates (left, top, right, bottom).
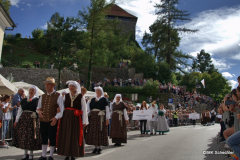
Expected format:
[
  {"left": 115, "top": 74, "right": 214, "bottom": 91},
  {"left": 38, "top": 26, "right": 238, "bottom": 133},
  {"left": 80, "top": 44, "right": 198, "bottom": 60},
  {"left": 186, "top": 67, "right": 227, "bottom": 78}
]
[
  {"left": 50, "top": 146, "right": 55, "bottom": 157},
  {"left": 42, "top": 145, "right": 48, "bottom": 157}
]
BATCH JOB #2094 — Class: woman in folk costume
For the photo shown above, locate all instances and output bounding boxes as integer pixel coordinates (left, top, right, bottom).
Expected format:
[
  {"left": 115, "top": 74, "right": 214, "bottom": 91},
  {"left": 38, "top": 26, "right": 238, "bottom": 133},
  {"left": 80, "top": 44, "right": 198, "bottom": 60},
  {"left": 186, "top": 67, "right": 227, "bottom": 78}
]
[
  {"left": 86, "top": 86, "right": 110, "bottom": 154},
  {"left": 110, "top": 94, "right": 129, "bottom": 146},
  {"left": 12, "top": 86, "right": 41, "bottom": 160},
  {"left": 57, "top": 81, "right": 88, "bottom": 160},
  {"left": 156, "top": 104, "right": 169, "bottom": 135}
]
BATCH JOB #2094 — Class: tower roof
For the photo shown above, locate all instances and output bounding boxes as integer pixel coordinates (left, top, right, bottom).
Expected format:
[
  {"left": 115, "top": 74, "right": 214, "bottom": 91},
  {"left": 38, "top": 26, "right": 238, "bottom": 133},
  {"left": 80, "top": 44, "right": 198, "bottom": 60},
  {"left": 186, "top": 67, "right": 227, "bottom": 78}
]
[{"left": 108, "top": 4, "right": 137, "bottom": 19}]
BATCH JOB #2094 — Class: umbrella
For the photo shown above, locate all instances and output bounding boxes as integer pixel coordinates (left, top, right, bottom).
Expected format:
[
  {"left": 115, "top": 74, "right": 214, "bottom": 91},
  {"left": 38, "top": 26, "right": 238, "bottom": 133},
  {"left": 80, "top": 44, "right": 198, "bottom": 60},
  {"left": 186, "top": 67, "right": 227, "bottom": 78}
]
[
  {"left": 12, "top": 82, "right": 45, "bottom": 96},
  {"left": 0, "top": 74, "right": 18, "bottom": 95}
]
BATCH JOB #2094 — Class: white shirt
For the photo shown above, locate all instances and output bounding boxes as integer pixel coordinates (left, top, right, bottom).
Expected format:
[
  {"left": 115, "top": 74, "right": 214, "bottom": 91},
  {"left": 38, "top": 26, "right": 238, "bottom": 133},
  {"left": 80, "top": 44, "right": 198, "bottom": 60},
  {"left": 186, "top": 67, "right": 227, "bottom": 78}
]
[
  {"left": 87, "top": 96, "right": 110, "bottom": 120},
  {"left": 2, "top": 102, "right": 11, "bottom": 120},
  {"left": 110, "top": 101, "right": 129, "bottom": 120},
  {"left": 211, "top": 110, "right": 216, "bottom": 115},
  {"left": 36, "top": 91, "right": 64, "bottom": 120},
  {"left": 149, "top": 106, "right": 158, "bottom": 121}
]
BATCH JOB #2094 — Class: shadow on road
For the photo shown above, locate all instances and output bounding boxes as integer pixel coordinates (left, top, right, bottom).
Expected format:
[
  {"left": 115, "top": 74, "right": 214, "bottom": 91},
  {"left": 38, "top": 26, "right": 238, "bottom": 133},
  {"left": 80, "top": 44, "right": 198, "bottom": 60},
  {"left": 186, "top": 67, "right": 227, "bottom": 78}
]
[{"left": 204, "top": 135, "right": 228, "bottom": 160}]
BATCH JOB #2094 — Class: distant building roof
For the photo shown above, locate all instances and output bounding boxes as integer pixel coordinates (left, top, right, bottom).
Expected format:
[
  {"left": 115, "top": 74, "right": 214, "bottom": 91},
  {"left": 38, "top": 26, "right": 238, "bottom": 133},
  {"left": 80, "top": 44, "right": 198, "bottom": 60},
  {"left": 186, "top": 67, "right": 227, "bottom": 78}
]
[
  {"left": 108, "top": 4, "right": 137, "bottom": 19},
  {"left": 0, "top": 2, "right": 16, "bottom": 28}
]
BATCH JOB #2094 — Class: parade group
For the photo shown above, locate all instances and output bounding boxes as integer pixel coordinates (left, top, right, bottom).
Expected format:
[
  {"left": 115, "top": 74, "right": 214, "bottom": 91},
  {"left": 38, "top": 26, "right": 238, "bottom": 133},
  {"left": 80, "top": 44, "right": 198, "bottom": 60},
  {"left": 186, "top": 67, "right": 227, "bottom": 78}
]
[{"left": 0, "top": 77, "right": 173, "bottom": 160}]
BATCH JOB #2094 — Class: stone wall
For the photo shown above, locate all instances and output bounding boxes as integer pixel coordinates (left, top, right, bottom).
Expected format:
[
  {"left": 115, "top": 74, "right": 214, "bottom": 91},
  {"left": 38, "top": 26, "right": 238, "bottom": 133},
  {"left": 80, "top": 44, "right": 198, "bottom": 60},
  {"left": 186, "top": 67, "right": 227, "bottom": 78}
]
[
  {"left": 0, "top": 68, "right": 79, "bottom": 91},
  {"left": 119, "top": 21, "right": 137, "bottom": 39},
  {"left": 0, "top": 67, "right": 144, "bottom": 91}
]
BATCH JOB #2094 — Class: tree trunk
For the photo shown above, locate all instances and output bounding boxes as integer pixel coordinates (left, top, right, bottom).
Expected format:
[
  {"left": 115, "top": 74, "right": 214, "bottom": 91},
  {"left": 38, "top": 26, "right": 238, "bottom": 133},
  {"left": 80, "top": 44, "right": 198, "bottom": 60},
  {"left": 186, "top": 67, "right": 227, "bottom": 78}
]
[
  {"left": 58, "top": 68, "right": 61, "bottom": 90},
  {"left": 86, "top": 56, "right": 92, "bottom": 90}
]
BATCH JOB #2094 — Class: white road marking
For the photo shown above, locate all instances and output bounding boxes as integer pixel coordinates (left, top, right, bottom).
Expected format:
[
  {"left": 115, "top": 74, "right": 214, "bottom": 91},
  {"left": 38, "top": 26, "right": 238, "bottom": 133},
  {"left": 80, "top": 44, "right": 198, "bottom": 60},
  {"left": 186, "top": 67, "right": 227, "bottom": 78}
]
[
  {"left": 92, "top": 149, "right": 116, "bottom": 158},
  {"left": 142, "top": 138, "right": 153, "bottom": 141}
]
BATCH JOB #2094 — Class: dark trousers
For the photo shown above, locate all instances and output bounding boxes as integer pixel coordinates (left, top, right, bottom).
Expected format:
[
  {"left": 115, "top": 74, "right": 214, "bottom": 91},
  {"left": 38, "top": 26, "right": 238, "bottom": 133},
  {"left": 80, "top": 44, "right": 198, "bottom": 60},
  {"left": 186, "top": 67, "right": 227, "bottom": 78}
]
[
  {"left": 40, "top": 121, "right": 58, "bottom": 146},
  {"left": 140, "top": 120, "right": 147, "bottom": 134},
  {"left": 192, "top": 120, "right": 196, "bottom": 125},
  {"left": 173, "top": 118, "right": 178, "bottom": 127},
  {"left": 220, "top": 121, "right": 226, "bottom": 138}
]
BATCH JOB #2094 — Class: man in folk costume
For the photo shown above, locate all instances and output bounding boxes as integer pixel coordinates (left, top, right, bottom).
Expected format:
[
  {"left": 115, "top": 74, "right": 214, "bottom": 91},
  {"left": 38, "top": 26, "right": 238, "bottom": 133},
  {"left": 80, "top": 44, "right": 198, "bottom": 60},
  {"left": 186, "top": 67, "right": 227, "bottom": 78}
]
[
  {"left": 148, "top": 101, "right": 158, "bottom": 135},
  {"left": 201, "top": 110, "right": 206, "bottom": 125},
  {"left": 37, "top": 77, "right": 64, "bottom": 160},
  {"left": 110, "top": 94, "right": 129, "bottom": 146},
  {"left": 211, "top": 107, "right": 216, "bottom": 125},
  {"left": 205, "top": 109, "right": 211, "bottom": 126},
  {"left": 57, "top": 81, "right": 88, "bottom": 160},
  {"left": 86, "top": 87, "right": 110, "bottom": 154}
]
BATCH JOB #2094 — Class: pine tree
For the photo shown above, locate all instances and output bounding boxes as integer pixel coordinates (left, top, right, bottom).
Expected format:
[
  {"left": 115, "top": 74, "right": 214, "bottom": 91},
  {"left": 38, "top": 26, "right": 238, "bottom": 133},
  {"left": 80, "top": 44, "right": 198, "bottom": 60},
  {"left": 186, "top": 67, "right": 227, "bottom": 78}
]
[
  {"left": 194, "top": 49, "right": 218, "bottom": 74},
  {"left": 142, "top": 0, "right": 197, "bottom": 71},
  {"left": 77, "top": 0, "right": 129, "bottom": 90}
]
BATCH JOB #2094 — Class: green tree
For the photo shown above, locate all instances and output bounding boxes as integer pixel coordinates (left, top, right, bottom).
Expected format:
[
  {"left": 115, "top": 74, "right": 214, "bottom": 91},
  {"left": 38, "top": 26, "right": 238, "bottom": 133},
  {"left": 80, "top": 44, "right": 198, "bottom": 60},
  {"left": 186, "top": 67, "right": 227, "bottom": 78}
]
[
  {"left": 180, "top": 71, "right": 231, "bottom": 100},
  {"left": 0, "top": 0, "right": 11, "bottom": 14},
  {"left": 46, "top": 12, "right": 79, "bottom": 89},
  {"left": 77, "top": 0, "right": 127, "bottom": 90},
  {"left": 193, "top": 49, "right": 218, "bottom": 74},
  {"left": 142, "top": 0, "right": 197, "bottom": 71},
  {"left": 32, "top": 28, "right": 44, "bottom": 40}
]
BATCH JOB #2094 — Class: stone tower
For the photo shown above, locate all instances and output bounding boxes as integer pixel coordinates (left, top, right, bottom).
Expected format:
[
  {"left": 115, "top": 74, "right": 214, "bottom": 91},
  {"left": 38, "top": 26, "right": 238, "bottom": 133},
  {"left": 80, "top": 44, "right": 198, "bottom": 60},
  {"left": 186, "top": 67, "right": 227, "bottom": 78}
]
[{"left": 107, "top": 4, "right": 138, "bottom": 39}]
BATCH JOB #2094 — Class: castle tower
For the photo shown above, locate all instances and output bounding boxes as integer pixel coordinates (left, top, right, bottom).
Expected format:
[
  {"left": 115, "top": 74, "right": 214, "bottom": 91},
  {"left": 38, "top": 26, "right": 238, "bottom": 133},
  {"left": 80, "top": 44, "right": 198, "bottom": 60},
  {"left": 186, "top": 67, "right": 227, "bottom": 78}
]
[{"left": 107, "top": 4, "right": 138, "bottom": 39}]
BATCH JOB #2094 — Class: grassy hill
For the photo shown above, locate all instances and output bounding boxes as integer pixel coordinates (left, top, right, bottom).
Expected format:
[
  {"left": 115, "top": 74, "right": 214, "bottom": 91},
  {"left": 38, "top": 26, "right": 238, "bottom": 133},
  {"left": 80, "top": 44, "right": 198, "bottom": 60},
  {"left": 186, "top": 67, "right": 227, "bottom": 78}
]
[{"left": 1, "top": 44, "right": 47, "bottom": 68}]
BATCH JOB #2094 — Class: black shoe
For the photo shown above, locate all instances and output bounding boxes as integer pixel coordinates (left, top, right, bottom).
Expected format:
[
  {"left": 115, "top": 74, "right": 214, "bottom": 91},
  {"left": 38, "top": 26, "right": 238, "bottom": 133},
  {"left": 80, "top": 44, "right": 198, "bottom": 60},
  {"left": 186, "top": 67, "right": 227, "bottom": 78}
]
[
  {"left": 64, "top": 157, "right": 69, "bottom": 160},
  {"left": 21, "top": 154, "right": 29, "bottom": 160},
  {"left": 114, "top": 143, "right": 121, "bottom": 146},
  {"left": 150, "top": 133, "right": 153, "bottom": 135},
  {"left": 92, "top": 148, "right": 97, "bottom": 154},
  {"left": 154, "top": 132, "right": 156, "bottom": 135},
  {"left": 38, "top": 156, "right": 47, "bottom": 160},
  {"left": 48, "top": 156, "right": 54, "bottom": 160},
  {"left": 159, "top": 132, "right": 160, "bottom": 135},
  {"left": 71, "top": 157, "right": 75, "bottom": 160},
  {"left": 97, "top": 149, "right": 102, "bottom": 154},
  {"left": 162, "top": 132, "right": 164, "bottom": 135}
]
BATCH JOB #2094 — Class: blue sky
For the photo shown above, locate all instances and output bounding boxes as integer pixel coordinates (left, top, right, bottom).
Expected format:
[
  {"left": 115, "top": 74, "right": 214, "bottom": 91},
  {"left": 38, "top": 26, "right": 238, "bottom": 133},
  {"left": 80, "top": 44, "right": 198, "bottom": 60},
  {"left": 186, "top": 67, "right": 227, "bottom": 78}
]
[{"left": 6, "top": 0, "right": 240, "bottom": 89}]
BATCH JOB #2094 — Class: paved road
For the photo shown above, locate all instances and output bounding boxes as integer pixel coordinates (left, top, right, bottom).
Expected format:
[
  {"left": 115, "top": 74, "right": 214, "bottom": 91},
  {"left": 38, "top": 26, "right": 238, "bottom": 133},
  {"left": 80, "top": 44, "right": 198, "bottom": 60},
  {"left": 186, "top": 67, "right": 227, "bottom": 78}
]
[{"left": 0, "top": 124, "right": 226, "bottom": 160}]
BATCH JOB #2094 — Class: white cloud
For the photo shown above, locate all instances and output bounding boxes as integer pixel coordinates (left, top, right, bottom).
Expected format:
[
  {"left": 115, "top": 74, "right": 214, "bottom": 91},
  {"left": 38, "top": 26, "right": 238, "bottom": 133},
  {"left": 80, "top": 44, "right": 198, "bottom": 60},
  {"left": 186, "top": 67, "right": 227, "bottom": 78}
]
[
  {"left": 233, "top": 74, "right": 236, "bottom": 77},
  {"left": 180, "top": 6, "right": 240, "bottom": 59},
  {"left": 231, "top": 53, "right": 240, "bottom": 60},
  {"left": 10, "top": 0, "right": 21, "bottom": 7},
  {"left": 228, "top": 80, "right": 238, "bottom": 89},
  {"left": 40, "top": 23, "right": 48, "bottom": 30},
  {"left": 222, "top": 72, "right": 234, "bottom": 78},
  {"left": 21, "top": 8, "right": 24, "bottom": 11},
  {"left": 38, "top": 3, "right": 44, "bottom": 7},
  {"left": 27, "top": 3, "right": 31, "bottom": 7},
  {"left": 211, "top": 58, "right": 231, "bottom": 71}
]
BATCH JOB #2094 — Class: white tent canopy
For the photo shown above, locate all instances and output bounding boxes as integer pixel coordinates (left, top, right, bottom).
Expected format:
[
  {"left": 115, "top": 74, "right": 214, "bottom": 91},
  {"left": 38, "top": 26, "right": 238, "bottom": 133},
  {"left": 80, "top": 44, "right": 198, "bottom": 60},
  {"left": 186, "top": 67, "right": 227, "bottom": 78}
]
[
  {"left": 0, "top": 74, "right": 18, "bottom": 95},
  {"left": 12, "top": 82, "right": 45, "bottom": 96},
  {"left": 57, "top": 88, "right": 95, "bottom": 100}
]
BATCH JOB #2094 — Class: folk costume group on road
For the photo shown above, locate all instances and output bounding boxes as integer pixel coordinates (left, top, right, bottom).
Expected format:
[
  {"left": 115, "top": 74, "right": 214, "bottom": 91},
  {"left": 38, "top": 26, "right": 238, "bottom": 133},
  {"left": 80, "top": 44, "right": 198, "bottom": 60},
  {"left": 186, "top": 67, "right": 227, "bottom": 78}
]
[{"left": 11, "top": 77, "right": 169, "bottom": 160}]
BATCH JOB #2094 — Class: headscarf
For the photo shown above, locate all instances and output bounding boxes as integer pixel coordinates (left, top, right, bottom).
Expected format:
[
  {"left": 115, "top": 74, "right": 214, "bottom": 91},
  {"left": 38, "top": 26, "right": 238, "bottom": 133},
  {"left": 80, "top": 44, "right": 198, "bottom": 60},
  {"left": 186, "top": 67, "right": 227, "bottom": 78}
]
[
  {"left": 66, "top": 81, "right": 81, "bottom": 93},
  {"left": 94, "top": 86, "right": 104, "bottom": 98},
  {"left": 113, "top": 94, "right": 122, "bottom": 103},
  {"left": 27, "top": 85, "right": 38, "bottom": 100},
  {"left": 62, "top": 90, "right": 68, "bottom": 94}
]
